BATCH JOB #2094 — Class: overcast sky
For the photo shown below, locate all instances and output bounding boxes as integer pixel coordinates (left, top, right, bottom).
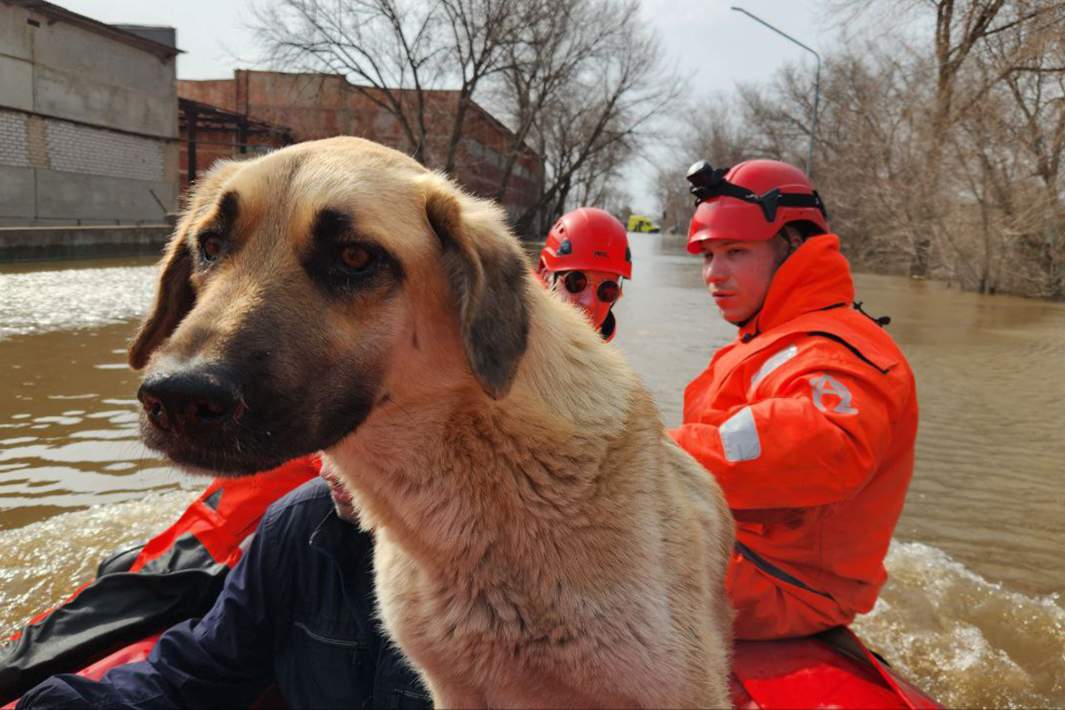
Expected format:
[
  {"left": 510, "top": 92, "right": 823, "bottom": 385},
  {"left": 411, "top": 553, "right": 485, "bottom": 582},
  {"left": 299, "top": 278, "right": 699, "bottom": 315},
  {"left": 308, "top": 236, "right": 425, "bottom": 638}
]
[{"left": 60, "top": 0, "right": 845, "bottom": 215}]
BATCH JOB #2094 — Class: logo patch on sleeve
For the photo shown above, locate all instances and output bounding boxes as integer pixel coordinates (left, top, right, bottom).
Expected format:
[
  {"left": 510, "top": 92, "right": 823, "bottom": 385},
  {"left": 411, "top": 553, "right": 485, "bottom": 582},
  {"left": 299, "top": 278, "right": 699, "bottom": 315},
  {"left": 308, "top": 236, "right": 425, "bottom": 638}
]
[{"left": 809, "top": 374, "right": 858, "bottom": 415}]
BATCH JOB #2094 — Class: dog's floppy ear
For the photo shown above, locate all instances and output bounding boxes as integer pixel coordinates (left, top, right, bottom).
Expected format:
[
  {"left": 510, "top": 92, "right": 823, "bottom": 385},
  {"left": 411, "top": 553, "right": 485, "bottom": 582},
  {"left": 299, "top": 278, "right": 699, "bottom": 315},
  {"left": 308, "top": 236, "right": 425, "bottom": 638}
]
[
  {"left": 424, "top": 177, "right": 530, "bottom": 399},
  {"left": 128, "top": 161, "right": 240, "bottom": 370},
  {"left": 128, "top": 236, "right": 195, "bottom": 370}
]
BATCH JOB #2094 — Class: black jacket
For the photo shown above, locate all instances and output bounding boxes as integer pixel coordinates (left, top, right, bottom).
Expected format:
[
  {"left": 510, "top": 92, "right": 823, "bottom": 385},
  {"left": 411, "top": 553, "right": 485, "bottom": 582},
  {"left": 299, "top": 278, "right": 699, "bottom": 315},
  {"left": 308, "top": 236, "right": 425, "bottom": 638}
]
[{"left": 17, "top": 478, "right": 431, "bottom": 709}]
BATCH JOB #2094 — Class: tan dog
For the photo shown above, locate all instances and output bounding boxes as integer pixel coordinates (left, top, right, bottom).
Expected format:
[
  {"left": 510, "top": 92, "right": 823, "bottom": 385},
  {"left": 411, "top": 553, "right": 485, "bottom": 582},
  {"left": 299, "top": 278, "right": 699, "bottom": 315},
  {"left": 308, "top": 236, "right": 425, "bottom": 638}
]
[{"left": 129, "top": 137, "right": 733, "bottom": 708}]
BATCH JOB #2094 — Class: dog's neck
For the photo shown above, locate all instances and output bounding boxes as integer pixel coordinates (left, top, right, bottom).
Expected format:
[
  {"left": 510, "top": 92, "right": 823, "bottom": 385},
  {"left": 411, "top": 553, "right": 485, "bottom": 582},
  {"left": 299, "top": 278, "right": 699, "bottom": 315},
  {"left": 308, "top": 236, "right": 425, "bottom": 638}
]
[{"left": 325, "top": 284, "right": 643, "bottom": 568}]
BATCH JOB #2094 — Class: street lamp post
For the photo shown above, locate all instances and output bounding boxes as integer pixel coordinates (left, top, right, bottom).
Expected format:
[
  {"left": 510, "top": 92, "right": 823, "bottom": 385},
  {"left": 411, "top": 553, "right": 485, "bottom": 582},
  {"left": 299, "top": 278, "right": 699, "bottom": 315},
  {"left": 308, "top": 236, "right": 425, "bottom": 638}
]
[{"left": 730, "top": 6, "right": 821, "bottom": 177}]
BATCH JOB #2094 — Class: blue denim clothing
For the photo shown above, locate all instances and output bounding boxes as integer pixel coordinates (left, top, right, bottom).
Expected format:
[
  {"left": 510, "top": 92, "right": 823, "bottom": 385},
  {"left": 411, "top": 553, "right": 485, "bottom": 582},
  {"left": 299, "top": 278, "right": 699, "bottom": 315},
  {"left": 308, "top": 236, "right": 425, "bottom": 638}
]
[{"left": 17, "top": 478, "right": 431, "bottom": 710}]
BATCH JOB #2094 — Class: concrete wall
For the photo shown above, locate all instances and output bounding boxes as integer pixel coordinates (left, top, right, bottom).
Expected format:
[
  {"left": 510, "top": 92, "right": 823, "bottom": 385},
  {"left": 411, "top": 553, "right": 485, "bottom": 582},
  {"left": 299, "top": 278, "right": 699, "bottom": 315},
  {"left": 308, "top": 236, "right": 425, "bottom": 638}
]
[
  {"left": 0, "top": 107, "right": 177, "bottom": 225},
  {"left": 0, "top": 2, "right": 178, "bottom": 227},
  {"left": 0, "top": 3, "right": 36, "bottom": 114},
  {"left": 0, "top": 224, "right": 171, "bottom": 260}
]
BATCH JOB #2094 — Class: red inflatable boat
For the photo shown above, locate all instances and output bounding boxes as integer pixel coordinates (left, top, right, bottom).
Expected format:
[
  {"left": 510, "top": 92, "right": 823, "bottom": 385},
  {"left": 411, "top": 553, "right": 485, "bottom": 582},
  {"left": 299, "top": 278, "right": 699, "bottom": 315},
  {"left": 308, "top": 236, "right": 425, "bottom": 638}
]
[{"left": 1, "top": 457, "right": 940, "bottom": 709}]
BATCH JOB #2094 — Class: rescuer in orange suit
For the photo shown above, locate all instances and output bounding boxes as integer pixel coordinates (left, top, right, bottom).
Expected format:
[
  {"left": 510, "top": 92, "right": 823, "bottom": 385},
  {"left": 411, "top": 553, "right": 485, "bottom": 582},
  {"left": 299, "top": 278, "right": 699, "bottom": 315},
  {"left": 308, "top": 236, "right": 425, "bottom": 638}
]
[{"left": 671, "top": 159, "right": 919, "bottom": 640}]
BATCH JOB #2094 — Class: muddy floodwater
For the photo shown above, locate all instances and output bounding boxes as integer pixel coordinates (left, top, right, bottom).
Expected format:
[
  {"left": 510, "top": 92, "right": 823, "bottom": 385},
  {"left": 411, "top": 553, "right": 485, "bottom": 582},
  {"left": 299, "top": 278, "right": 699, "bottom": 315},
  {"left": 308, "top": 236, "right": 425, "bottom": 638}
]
[{"left": 1, "top": 236, "right": 1063, "bottom": 707}]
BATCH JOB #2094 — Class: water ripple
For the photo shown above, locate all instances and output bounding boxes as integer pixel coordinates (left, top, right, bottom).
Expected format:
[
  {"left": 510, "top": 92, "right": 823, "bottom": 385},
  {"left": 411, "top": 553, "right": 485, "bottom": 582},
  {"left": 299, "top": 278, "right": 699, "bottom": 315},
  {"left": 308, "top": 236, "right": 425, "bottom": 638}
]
[{"left": 0, "top": 265, "right": 157, "bottom": 340}]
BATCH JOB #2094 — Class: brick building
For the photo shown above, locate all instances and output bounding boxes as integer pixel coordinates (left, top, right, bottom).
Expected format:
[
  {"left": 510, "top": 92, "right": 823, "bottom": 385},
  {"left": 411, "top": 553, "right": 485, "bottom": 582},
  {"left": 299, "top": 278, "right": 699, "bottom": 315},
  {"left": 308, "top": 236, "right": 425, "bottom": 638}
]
[
  {"left": 0, "top": 0, "right": 179, "bottom": 227},
  {"left": 178, "top": 70, "right": 542, "bottom": 227}
]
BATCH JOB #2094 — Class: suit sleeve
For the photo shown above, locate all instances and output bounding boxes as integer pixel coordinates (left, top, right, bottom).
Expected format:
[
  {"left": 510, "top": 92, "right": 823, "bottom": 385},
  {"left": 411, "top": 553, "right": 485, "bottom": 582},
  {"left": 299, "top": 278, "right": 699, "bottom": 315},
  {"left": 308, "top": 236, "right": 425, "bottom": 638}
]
[
  {"left": 16, "top": 509, "right": 291, "bottom": 710},
  {"left": 671, "top": 342, "right": 899, "bottom": 510}
]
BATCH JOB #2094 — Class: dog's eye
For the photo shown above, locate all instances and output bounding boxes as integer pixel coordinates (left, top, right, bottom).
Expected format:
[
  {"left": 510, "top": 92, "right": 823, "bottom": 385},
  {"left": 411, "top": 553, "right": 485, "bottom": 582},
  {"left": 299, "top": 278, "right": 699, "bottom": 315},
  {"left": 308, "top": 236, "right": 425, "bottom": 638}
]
[
  {"left": 199, "top": 234, "right": 224, "bottom": 263},
  {"left": 340, "top": 244, "right": 374, "bottom": 271}
]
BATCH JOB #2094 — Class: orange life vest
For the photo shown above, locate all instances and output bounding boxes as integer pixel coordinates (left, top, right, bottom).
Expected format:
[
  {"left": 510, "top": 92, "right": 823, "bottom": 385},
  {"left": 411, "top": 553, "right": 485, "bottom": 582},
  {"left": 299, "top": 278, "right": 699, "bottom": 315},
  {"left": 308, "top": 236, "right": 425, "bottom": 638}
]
[{"left": 671, "top": 234, "right": 918, "bottom": 639}]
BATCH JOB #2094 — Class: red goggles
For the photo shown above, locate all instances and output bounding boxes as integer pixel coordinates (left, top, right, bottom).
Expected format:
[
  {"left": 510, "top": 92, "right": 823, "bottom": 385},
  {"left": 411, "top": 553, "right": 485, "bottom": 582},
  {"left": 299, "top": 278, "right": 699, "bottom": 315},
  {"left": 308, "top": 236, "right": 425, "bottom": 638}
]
[{"left": 561, "top": 271, "right": 620, "bottom": 304}]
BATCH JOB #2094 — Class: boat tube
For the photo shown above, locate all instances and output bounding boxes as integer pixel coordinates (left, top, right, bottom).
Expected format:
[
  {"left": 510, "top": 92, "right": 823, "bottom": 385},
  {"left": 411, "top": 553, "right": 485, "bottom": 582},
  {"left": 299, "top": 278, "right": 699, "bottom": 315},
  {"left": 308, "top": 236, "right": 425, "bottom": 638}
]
[{"left": 1, "top": 454, "right": 939, "bottom": 708}]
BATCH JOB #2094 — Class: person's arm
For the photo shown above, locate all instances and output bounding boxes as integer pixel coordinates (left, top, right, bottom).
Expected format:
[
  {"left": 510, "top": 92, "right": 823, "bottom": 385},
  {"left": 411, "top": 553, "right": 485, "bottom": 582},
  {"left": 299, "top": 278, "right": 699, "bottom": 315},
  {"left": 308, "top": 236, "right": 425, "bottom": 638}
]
[
  {"left": 671, "top": 341, "right": 903, "bottom": 510},
  {"left": 17, "top": 508, "right": 292, "bottom": 710}
]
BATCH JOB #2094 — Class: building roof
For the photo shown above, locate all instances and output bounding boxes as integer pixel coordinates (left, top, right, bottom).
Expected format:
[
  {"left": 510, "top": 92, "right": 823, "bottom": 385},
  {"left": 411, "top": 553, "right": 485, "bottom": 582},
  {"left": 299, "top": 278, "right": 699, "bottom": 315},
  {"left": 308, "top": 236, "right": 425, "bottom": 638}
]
[
  {"left": 6, "top": 0, "right": 182, "bottom": 59},
  {"left": 189, "top": 69, "right": 541, "bottom": 163},
  {"left": 179, "top": 97, "right": 293, "bottom": 139}
]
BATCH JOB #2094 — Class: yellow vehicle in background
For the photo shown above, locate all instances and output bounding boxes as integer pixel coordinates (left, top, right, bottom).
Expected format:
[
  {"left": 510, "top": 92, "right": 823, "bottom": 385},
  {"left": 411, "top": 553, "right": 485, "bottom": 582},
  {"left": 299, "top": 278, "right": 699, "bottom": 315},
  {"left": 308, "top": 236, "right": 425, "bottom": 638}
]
[{"left": 627, "top": 214, "right": 660, "bottom": 233}]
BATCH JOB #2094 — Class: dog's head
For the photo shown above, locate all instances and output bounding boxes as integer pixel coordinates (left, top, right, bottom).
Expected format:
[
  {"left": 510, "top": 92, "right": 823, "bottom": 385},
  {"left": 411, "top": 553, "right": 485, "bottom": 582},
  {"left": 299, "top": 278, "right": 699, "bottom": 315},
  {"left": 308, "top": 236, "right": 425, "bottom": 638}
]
[{"left": 130, "top": 137, "right": 530, "bottom": 475}]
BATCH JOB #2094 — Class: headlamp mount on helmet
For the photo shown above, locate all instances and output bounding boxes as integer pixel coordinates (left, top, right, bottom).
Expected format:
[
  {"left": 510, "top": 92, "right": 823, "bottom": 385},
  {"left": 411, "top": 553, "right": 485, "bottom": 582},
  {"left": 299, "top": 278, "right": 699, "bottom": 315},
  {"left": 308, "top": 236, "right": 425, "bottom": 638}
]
[{"left": 685, "top": 159, "right": 829, "bottom": 224}]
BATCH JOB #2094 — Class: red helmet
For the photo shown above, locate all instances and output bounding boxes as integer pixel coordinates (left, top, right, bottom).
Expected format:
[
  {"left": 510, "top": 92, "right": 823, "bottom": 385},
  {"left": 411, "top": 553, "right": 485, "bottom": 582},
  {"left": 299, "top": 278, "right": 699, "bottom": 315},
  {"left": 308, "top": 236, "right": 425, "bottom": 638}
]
[
  {"left": 686, "top": 159, "right": 829, "bottom": 254},
  {"left": 539, "top": 207, "right": 632, "bottom": 279}
]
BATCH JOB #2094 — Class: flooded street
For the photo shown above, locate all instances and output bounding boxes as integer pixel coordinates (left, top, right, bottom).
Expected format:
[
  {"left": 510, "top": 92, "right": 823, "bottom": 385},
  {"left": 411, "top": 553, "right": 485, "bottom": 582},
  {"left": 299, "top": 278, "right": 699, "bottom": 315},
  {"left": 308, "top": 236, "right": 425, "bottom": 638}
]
[{"left": 1, "top": 236, "right": 1063, "bottom": 707}]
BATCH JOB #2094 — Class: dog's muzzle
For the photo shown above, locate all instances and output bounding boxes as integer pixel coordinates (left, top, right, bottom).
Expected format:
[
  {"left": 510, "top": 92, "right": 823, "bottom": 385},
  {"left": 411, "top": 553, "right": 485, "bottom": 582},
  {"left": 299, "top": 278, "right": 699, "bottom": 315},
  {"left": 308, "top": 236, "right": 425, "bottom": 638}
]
[{"left": 138, "top": 366, "right": 246, "bottom": 437}]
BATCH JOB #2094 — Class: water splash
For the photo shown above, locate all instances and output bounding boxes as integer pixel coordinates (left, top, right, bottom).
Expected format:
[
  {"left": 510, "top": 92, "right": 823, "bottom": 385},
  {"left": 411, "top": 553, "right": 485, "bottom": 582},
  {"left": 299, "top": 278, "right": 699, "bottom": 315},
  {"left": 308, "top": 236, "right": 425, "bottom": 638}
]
[
  {"left": 0, "top": 489, "right": 198, "bottom": 637},
  {"left": 855, "top": 540, "right": 1065, "bottom": 708}
]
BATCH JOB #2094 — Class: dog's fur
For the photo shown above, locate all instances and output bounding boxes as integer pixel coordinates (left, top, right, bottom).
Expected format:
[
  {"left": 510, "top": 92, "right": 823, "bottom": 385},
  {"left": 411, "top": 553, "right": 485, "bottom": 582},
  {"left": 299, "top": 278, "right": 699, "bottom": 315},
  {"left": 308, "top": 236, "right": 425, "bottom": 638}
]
[{"left": 130, "top": 137, "right": 734, "bottom": 708}]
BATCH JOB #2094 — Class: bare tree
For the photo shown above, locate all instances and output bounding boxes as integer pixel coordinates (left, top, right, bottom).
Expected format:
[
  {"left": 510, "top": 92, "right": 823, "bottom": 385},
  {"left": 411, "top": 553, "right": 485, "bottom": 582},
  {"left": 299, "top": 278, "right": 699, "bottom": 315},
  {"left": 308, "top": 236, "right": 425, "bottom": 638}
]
[
  {"left": 254, "top": 0, "right": 442, "bottom": 164},
  {"left": 652, "top": 96, "right": 752, "bottom": 235},
  {"left": 489, "top": 0, "right": 621, "bottom": 203},
  {"left": 947, "top": 78, "right": 1022, "bottom": 293},
  {"left": 254, "top": 0, "right": 518, "bottom": 172},
  {"left": 722, "top": 1, "right": 1065, "bottom": 299},
  {"left": 502, "top": 0, "right": 680, "bottom": 235},
  {"left": 904, "top": 0, "right": 1065, "bottom": 292},
  {"left": 728, "top": 45, "right": 934, "bottom": 268},
  {"left": 437, "top": 0, "right": 522, "bottom": 173},
  {"left": 986, "top": 17, "right": 1065, "bottom": 297},
  {"left": 253, "top": 0, "right": 672, "bottom": 238},
  {"left": 911, "top": 0, "right": 1064, "bottom": 277},
  {"left": 830, "top": 0, "right": 1064, "bottom": 277}
]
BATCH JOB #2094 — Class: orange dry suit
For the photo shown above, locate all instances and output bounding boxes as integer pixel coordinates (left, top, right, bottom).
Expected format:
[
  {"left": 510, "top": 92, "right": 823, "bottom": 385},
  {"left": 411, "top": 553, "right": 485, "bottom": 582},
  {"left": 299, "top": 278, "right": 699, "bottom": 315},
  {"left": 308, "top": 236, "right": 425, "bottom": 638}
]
[{"left": 670, "top": 234, "right": 918, "bottom": 640}]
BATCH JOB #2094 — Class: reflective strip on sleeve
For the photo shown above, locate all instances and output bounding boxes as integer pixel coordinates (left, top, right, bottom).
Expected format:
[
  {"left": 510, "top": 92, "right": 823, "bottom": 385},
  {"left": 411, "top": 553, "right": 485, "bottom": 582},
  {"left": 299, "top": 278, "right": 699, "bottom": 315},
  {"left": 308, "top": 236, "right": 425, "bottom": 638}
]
[
  {"left": 749, "top": 344, "right": 799, "bottom": 392},
  {"left": 719, "top": 406, "right": 762, "bottom": 462}
]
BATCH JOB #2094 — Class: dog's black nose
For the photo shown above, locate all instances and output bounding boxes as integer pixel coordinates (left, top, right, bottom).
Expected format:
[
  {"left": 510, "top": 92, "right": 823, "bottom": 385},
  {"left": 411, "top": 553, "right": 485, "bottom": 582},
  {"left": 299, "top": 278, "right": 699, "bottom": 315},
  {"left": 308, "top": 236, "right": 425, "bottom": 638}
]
[{"left": 138, "top": 369, "right": 244, "bottom": 434}]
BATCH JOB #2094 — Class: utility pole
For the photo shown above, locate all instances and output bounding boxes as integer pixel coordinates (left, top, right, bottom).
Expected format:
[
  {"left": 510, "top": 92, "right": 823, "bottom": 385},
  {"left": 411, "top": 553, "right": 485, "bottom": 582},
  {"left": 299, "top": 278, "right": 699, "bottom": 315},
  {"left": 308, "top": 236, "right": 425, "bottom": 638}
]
[{"left": 730, "top": 6, "right": 821, "bottom": 177}]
